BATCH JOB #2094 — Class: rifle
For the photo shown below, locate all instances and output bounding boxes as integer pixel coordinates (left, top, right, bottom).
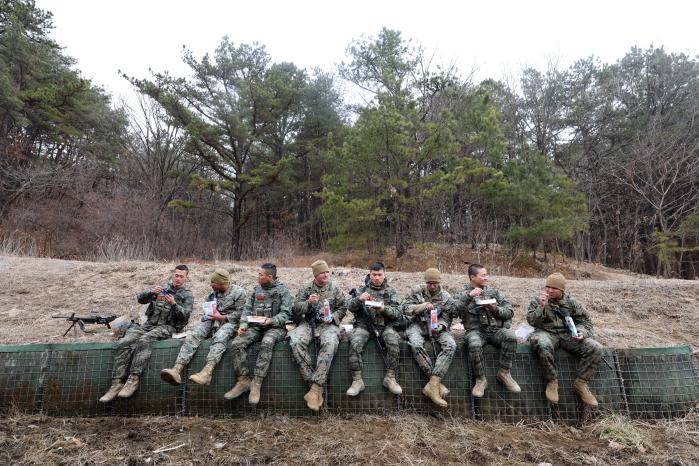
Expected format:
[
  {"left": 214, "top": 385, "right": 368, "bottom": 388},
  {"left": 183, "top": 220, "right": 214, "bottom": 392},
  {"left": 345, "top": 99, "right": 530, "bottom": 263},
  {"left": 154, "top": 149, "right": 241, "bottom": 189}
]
[
  {"left": 52, "top": 313, "right": 118, "bottom": 337},
  {"left": 350, "top": 288, "right": 389, "bottom": 368}
]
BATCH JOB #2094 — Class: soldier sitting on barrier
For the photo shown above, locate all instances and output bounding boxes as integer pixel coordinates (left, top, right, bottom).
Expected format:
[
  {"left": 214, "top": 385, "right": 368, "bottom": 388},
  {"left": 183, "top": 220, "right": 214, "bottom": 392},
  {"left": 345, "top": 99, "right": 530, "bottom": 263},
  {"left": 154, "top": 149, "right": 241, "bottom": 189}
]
[
  {"left": 402, "top": 268, "right": 456, "bottom": 408},
  {"left": 527, "top": 273, "right": 603, "bottom": 407},
  {"left": 289, "top": 260, "right": 347, "bottom": 411},
  {"left": 453, "top": 264, "right": 521, "bottom": 397},
  {"left": 346, "top": 261, "right": 403, "bottom": 397},
  {"left": 160, "top": 268, "right": 246, "bottom": 386},
  {"left": 99, "top": 265, "right": 194, "bottom": 402},
  {"left": 224, "top": 263, "right": 292, "bottom": 406}
]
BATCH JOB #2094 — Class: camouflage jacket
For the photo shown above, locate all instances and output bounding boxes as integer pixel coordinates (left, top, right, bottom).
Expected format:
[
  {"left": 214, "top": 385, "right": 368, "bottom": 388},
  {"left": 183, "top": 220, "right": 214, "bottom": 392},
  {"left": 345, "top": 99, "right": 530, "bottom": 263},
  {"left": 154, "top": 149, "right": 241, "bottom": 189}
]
[
  {"left": 205, "top": 284, "right": 247, "bottom": 328},
  {"left": 452, "top": 284, "right": 513, "bottom": 332},
  {"left": 401, "top": 284, "right": 453, "bottom": 332},
  {"left": 526, "top": 292, "right": 594, "bottom": 339},
  {"left": 292, "top": 280, "right": 347, "bottom": 326},
  {"left": 137, "top": 282, "right": 194, "bottom": 332},
  {"left": 240, "top": 280, "right": 292, "bottom": 330},
  {"left": 347, "top": 277, "right": 401, "bottom": 328}
]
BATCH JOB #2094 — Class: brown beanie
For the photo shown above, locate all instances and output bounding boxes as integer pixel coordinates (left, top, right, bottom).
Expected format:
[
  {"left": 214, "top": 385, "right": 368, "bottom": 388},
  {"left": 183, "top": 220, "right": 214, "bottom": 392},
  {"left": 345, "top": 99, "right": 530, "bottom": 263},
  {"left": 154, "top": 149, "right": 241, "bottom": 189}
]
[
  {"left": 545, "top": 273, "right": 566, "bottom": 291},
  {"left": 311, "top": 260, "right": 330, "bottom": 277},
  {"left": 210, "top": 268, "right": 230, "bottom": 285},
  {"left": 424, "top": 268, "right": 441, "bottom": 283}
]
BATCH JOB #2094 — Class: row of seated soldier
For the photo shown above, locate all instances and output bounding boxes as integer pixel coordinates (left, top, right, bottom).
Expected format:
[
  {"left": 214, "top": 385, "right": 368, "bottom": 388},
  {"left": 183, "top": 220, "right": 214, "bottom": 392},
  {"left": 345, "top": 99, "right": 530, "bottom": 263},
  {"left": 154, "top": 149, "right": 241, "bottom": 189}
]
[{"left": 99, "top": 261, "right": 603, "bottom": 412}]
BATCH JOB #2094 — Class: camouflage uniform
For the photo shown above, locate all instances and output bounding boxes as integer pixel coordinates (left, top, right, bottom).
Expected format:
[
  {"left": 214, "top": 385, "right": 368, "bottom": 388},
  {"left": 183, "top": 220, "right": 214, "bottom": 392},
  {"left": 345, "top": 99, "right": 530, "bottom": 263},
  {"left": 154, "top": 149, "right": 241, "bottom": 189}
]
[
  {"left": 347, "top": 278, "right": 402, "bottom": 371},
  {"left": 174, "top": 285, "right": 246, "bottom": 366},
  {"left": 231, "top": 280, "right": 292, "bottom": 378},
  {"left": 527, "top": 293, "right": 603, "bottom": 382},
  {"left": 112, "top": 283, "right": 193, "bottom": 379},
  {"left": 289, "top": 280, "right": 347, "bottom": 385},
  {"left": 402, "top": 285, "right": 456, "bottom": 378},
  {"left": 453, "top": 284, "right": 516, "bottom": 377}
]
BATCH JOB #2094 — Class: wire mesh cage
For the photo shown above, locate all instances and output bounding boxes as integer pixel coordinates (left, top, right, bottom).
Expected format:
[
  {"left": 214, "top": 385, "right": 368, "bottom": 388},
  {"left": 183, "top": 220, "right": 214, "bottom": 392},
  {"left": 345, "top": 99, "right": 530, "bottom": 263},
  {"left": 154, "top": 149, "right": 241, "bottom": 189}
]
[{"left": 1, "top": 339, "right": 697, "bottom": 423}]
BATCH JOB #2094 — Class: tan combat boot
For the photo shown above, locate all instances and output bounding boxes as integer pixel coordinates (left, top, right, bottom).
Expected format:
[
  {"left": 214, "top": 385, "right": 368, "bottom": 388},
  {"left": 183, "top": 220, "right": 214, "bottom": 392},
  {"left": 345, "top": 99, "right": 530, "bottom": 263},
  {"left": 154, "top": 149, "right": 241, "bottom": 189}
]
[
  {"left": 117, "top": 374, "right": 140, "bottom": 398},
  {"left": 573, "top": 378, "right": 599, "bottom": 408},
  {"left": 189, "top": 362, "right": 216, "bottom": 385},
  {"left": 305, "top": 383, "right": 324, "bottom": 412},
  {"left": 99, "top": 379, "right": 124, "bottom": 403},
  {"left": 472, "top": 376, "right": 488, "bottom": 397},
  {"left": 496, "top": 368, "right": 522, "bottom": 393},
  {"left": 224, "top": 376, "right": 251, "bottom": 400},
  {"left": 248, "top": 376, "right": 264, "bottom": 406},
  {"left": 383, "top": 369, "right": 402, "bottom": 395},
  {"left": 422, "top": 376, "right": 448, "bottom": 407},
  {"left": 346, "top": 370, "right": 365, "bottom": 397},
  {"left": 439, "top": 383, "right": 450, "bottom": 398},
  {"left": 160, "top": 362, "right": 186, "bottom": 386},
  {"left": 545, "top": 379, "right": 559, "bottom": 404}
]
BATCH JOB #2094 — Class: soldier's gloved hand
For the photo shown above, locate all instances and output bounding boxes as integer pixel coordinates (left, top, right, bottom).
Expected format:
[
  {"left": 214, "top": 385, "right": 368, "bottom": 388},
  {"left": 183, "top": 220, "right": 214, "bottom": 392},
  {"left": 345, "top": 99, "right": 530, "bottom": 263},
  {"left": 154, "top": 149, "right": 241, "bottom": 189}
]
[{"left": 412, "top": 303, "right": 427, "bottom": 315}]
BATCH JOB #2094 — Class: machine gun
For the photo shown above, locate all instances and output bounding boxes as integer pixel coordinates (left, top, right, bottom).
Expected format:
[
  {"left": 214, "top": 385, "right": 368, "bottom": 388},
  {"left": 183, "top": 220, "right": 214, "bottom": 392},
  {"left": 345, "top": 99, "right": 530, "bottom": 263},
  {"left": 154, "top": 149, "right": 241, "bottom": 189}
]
[
  {"left": 349, "top": 288, "right": 389, "bottom": 367},
  {"left": 52, "top": 313, "right": 118, "bottom": 337}
]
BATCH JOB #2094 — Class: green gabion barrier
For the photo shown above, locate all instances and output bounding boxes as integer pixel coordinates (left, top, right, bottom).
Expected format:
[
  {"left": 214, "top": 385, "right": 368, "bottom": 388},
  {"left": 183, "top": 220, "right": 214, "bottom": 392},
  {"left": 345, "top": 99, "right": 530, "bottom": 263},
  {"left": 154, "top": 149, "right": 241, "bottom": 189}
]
[{"left": 0, "top": 339, "right": 696, "bottom": 422}]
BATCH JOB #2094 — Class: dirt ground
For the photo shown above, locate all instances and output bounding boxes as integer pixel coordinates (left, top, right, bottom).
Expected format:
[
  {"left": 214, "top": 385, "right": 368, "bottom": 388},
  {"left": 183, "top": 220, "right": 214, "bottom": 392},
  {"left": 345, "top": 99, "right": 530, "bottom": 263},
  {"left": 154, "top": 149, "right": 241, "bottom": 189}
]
[
  {"left": 1, "top": 255, "right": 698, "bottom": 465},
  {"left": 1, "top": 411, "right": 698, "bottom": 465}
]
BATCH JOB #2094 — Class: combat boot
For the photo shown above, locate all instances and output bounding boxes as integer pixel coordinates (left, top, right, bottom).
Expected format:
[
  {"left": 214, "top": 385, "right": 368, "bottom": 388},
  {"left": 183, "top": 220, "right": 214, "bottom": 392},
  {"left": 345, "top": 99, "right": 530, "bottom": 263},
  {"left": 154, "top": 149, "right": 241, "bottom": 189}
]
[
  {"left": 346, "top": 370, "right": 365, "bottom": 396},
  {"left": 189, "top": 362, "right": 216, "bottom": 385},
  {"left": 160, "top": 362, "right": 186, "bottom": 386},
  {"left": 573, "top": 378, "right": 598, "bottom": 408},
  {"left": 224, "top": 376, "right": 251, "bottom": 400},
  {"left": 545, "top": 379, "right": 559, "bottom": 404},
  {"left": 383, "top": 369, "right": 402, "bottom": 395},
  {"left": 496, "top": 368, "right": 522, "bottom": 393},
  {"left": 422, "top": 376, "right": 448, "bottom": 407},
  {"left": 117, "top": 374, "right": 140, "bottom": 398},
  {"left": 248, "top": 376, "right": 264, "bottom": 406},
  {"left": 472, "top": 375, "right": 488, "bottom": 397},
  {"left": 99, "top": 379, "right": 124, "bottom": 403},
  {"left": 439, "top": 383, "right": 450, "bottom": 398},
  {"left": 305, "top": 383, "right": 324, "bottom": 412}
]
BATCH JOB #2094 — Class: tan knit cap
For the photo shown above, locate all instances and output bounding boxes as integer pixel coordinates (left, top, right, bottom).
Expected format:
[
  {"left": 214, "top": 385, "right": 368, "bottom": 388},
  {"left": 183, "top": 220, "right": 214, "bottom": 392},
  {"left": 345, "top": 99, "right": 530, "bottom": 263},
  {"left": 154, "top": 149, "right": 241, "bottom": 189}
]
[
  {"left": 424, "top": 268, "right": 441, "bottom": 283},
  {"left": 545, "top": 273, "right": 566, "bottom": 291},
  {"left": 311, "top": 260, "right": 330, "bottom": 277},
  {"left": 210, "top": 268, "right": 230, "bottom": 285}
]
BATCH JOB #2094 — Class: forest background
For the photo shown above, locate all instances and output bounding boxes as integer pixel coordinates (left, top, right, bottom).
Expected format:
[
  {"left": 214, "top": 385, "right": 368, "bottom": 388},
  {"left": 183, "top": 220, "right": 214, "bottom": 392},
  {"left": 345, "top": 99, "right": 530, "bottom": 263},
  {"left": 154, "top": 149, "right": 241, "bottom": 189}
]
[{"left": 1, "top": 0, "right": 697, "bottom": 278}]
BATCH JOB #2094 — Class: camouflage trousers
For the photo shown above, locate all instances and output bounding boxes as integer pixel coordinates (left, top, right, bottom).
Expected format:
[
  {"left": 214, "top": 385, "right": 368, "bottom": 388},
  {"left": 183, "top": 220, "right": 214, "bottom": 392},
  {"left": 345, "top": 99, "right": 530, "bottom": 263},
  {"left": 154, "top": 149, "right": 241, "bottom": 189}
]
[
  {"left": 529, "top": 330, "right": 603, "bottom": 382},
  {"left": 465, "top": 328, "right": 517, "bottom": 377},
  {"left": 231, "top": 326, "right": 287, "bottom": 379},
  {"left": 348, "top": 325, "right": 400, "bottom": 372},
  {"left": 406, "top": 323, "right": 456, "bottom": 379},
  {"left": 289, "top": 321, "right": 341, "bottom": 385},
  {"left": 174, "top": 320, "right": 237, "bottom": 367},
  {"left": 112, "top": 325, "right": 173, "bottom": 380}
]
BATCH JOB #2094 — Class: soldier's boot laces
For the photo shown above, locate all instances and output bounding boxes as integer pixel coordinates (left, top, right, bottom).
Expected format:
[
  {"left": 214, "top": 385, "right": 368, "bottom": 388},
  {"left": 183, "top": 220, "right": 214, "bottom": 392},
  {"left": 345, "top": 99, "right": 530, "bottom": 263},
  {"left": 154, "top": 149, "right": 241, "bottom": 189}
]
[
  {"left": 189, "top": 362, "right": 216, "bottom": 385},
  {"left": 383, "top": 369, "right": 403, "bottom": 395},
  {"left": 497, "top": 368, "right": 522, "bottom": 393},
  {"left": 439, "top": 383, "right": 450, "bottom": 398},
  {"left": 573, "top": 378, "right": 598, "bottom": 408},
  {"left": 117, "top": 374, "right": 140, "bottom": 399},
  {"left": 224, "top": 376, "right": 251, "bottom": 400},
  {"left": 422, "top": 376, "right": 448, "bottom": 408},
  {"left": 160, "top": 362, "right": 186, "bottom": 386},
  {"left": 248, "top": 376, "right": 264, "bottom": 406},
  {"left": 346, "top": 370, "right": 365, "bottom": 397},
  {"left": 99, "top": 379, "right": 124, "bottom": 403},
  {"left": 545, "top": 379, "right": 559, "bottom": 404},
  {"left": 305, "top": 383, "right": 324, "bottom": 412},
  {"left": 472, "top": 376, "right": 488, "bottom": 398}
]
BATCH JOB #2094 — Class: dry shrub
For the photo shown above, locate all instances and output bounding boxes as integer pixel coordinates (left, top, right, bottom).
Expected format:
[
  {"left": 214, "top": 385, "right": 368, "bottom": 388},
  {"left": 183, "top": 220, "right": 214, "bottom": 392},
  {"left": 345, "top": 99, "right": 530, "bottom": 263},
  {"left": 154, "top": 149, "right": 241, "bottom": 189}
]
[
  {"left": 591, "top": 413, "right": 647, "bottom": 447},
  {"left": 92, "top": 235, "right": 155, "bottom": 262}
]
